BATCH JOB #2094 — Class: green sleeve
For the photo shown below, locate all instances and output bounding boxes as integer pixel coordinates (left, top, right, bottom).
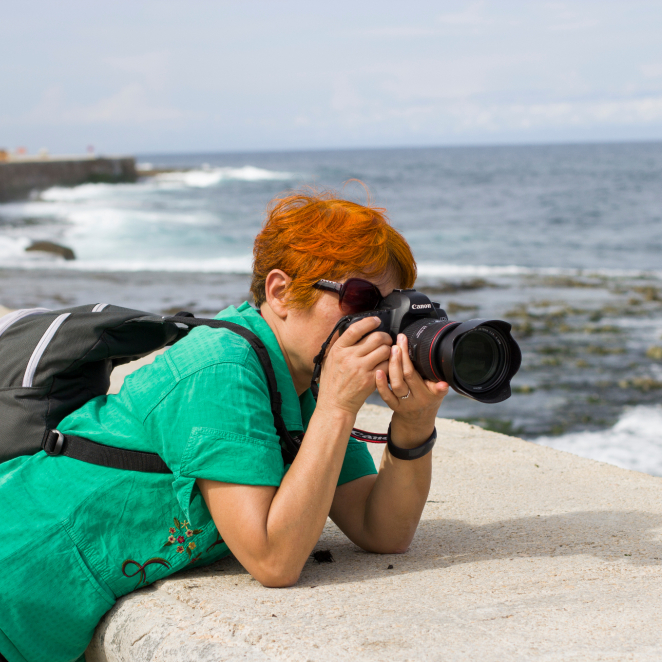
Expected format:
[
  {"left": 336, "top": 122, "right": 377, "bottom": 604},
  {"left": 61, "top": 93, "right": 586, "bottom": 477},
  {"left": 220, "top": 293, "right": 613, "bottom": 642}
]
[
  {"left": 338, "top": 436, "right": 378, "bottom": 485},
  {"left": 148, "top": 357, "right": 286, "bottom": 518}
]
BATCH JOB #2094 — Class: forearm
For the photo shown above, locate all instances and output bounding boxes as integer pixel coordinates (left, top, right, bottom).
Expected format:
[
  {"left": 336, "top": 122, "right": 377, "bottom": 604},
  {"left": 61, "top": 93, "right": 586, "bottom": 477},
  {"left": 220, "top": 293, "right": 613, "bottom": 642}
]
[
  {"left": 358, "top": 415, "right": 433, "bottom": 553},
  {"left": 263, "top": 406, "right": 354, "bottom": 575},
  {"left": 201, "top": 405, "right": 355, "bottom": 587}
]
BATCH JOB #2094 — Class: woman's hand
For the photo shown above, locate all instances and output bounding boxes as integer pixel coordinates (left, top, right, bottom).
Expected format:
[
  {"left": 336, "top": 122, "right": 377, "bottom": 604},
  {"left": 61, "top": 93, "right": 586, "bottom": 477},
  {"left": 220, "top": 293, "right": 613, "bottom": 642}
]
[
  {"left": 317, "top": 317, "right": 392, "bottom": 417},
  {"left": 376, "top": 333, "right": 449, "bottom": 447},
  {"left": 329, "top": 333, "right": 447, "bottom": 555}
]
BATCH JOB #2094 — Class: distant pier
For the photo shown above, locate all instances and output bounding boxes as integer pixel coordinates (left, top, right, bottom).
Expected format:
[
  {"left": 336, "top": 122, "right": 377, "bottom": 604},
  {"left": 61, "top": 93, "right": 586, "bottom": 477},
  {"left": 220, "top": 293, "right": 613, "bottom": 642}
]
[{"left": 0, "top": 155, "right": 137, "bottom": 202}]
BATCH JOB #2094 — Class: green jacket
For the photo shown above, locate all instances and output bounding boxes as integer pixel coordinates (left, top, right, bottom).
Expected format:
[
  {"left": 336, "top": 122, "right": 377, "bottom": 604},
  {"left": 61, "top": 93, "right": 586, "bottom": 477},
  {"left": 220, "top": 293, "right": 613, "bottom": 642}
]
[{"left": 0, "top": 303, "right": 376, "bottom": 662}]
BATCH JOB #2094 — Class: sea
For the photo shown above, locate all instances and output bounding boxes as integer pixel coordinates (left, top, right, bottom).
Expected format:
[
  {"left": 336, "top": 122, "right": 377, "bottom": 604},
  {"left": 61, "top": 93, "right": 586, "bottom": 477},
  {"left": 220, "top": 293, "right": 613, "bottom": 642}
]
[{"left": 1, "top": 143, "right": 661, "bottom": 474}]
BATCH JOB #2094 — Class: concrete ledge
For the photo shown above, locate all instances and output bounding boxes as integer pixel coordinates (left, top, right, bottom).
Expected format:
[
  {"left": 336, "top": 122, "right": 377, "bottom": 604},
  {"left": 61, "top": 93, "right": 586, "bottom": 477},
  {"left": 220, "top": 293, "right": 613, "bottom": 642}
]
[{"left": 87, "top": 398, "right": 662, "bottom": 661}]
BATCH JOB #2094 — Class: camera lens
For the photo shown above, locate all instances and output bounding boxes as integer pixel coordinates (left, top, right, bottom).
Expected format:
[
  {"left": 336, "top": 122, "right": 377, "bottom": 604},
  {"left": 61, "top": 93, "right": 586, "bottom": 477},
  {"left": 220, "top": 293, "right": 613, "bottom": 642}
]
[
  {"left": 453, "top": 328, "right": 502, "bottom": 389},
  {"left": 402, "top": 317, "right": 521, "bottom": 403}
]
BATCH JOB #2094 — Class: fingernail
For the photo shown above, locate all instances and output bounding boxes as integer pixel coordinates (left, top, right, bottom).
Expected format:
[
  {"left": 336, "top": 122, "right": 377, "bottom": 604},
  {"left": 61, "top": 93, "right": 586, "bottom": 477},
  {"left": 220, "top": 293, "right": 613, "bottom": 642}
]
[
  {"left": 398, "top": 334, "right": 406, "bottom": 343},
  {"left": 391, "top": 346, "right": 398, "bottom": 356}
]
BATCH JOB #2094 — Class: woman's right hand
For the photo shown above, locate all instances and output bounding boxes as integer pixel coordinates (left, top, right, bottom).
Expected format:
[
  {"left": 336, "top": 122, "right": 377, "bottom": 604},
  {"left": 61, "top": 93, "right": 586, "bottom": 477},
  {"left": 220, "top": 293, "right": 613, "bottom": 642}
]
[{"left": 316, "top": 316, "right": 393, "bottom": 417}]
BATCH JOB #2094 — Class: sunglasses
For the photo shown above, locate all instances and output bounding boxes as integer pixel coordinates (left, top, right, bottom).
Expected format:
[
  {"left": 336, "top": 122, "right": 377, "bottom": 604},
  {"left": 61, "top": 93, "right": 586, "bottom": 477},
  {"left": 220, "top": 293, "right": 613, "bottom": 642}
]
[{"left": 312, "top": 278, "right": 384, "bottom": 315}]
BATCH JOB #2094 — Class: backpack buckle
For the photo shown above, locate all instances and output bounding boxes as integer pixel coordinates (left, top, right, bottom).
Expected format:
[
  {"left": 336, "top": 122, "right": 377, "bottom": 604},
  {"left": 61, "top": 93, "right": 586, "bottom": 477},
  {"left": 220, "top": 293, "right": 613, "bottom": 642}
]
[{"left": 42, "top": 429, "right": 65, "bottom": 456}]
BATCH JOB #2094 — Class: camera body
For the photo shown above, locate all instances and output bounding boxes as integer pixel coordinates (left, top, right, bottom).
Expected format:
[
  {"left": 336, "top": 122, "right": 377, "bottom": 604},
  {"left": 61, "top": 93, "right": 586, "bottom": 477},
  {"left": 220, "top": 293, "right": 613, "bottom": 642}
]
[{"left": 338, "top": 289, "right": 521, "bottom": 404}]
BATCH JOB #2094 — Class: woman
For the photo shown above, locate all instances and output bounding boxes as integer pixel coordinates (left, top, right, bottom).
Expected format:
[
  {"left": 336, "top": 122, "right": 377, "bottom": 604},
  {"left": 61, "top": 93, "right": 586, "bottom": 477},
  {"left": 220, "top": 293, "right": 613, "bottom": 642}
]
[{"left": 0, "top": 188, "right": 448, "bottom": 662}]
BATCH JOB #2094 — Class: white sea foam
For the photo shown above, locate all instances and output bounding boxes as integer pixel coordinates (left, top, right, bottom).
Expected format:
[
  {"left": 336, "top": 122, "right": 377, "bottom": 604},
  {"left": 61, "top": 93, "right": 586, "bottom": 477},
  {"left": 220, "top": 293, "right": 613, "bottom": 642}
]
[
  {"left": 34, "top": 165, "right": 295, "bottom": 201},
  {"left": 417, "top": 263, "right": 531, "bottom": 278},
  {"left": 416, "top": 262, "right": 662, "bottom": 280},
  {"left": 534, "top": 405, "right": 662, "bottom": 476},
  {"left": 153, "top": 165, "right": 295, "bottom": 188},
  {"left": 0, "top": 250, "right": 254, "bottom": 273},
  {"left": 39, "top": 184, "right": 142, "bottom": 202},
  {"left": 0, "top": 235, "right": 32, "bottom": 260}
]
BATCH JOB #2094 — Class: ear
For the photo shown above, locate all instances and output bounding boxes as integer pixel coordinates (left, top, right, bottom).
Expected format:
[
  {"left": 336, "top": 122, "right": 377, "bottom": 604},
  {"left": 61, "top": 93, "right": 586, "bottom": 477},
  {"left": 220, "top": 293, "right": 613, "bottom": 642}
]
[{"left": 263, "top": 269, "right": 291, "bottom": 320}]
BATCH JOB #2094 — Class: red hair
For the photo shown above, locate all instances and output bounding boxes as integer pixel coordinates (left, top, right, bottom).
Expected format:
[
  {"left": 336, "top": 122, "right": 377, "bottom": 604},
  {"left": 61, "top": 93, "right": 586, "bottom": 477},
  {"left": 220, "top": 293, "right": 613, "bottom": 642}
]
[{"left": 251, "top": 186, "right": 416, "bottom": 308}]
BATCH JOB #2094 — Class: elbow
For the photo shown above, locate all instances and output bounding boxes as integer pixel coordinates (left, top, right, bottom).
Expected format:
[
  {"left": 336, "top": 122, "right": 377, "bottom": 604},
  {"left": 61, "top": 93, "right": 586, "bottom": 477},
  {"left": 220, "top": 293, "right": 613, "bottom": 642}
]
[
  {"left": 360, "top": 531, "right": 415, "bottom": 555},
  {"left": 252, "top": 560, "right": 302, "bottom": 588},
  {"left": 367, "top": 542, "right": 410, "bottom": 555},
  {"left": 258, "top": 570, "right": 300, "bottom": 588},
  {"left": 389, "top": 544, "right": 411, "bottom": 555}
]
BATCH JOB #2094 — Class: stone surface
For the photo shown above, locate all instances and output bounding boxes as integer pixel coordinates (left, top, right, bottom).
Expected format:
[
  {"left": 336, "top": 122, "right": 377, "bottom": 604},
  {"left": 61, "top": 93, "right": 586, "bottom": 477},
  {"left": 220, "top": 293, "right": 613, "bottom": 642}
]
[{"left": 88, "top": 352, "right": 662, "bottom": 661}]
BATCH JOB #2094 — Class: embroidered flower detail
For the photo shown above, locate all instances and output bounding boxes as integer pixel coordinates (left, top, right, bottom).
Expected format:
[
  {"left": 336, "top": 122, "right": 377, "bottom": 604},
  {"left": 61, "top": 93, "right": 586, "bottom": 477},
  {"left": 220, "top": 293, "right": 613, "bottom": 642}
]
[
  {"left": 163, "top": 517, "right": 205, "bottom": 554},
  {"left": 188, "top": 541, "right": 196, "bottom": 550}
]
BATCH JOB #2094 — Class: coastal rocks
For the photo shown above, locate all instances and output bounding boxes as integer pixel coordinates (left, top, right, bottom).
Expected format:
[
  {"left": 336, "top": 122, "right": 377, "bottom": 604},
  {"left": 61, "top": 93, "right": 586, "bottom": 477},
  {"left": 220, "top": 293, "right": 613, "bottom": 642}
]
[
  {"left": 25, "top": 240, "right": 76, "bottom": 261},
  {"left": 646, "top": 345, "right": 662, "bottom": 361}
]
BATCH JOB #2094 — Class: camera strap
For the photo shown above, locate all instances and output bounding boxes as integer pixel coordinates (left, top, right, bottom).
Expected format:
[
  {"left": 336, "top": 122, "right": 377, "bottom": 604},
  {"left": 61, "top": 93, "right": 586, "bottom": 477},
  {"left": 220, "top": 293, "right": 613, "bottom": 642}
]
[{"left": 310, "top": 318, "right": 389, "bottom": 445}]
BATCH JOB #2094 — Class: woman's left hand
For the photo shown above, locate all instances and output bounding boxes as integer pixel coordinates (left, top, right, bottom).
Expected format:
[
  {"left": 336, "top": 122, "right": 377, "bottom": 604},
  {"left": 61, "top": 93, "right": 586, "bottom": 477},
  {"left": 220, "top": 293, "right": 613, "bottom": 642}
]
[{"left": 376, "top": 334, "right": 449, "bottom": 442}]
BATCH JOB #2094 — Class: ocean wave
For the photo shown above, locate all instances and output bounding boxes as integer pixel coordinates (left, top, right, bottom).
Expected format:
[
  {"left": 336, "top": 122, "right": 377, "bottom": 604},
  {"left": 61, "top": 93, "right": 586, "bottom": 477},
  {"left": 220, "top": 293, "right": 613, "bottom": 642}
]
[
  {"left": 534, "top": 405, "right": 662, "bottom": 476},
  {"left": 4, "top": 251, "right": 662, "bottom": 280},
  {"left": 38, "top": 183, "right": 149, "bottom": 202},
  {"left": 0, "top": 251, "right": 254, "bottom": 273},
  {"left": 416, "top": 262, "right": 662, "bottom": 280},
  {"left": 31, "top": 165, "right": 295, "bottom": 201},
  {"left": 0, "top": 235, "right": 32, "bottom": 260},
  {"left": 416, "top": 263, "right": 531, "bottom": 278},
  {"left": 153, "top": 165, "right": 295, "bottom": 188}
]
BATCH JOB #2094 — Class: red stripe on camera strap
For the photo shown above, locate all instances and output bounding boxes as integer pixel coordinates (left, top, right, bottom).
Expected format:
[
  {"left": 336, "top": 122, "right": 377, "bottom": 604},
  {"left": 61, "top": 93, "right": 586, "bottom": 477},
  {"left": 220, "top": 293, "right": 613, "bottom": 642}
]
[{"left": 350, "top": 428, "right": 388, "bottom": 444}]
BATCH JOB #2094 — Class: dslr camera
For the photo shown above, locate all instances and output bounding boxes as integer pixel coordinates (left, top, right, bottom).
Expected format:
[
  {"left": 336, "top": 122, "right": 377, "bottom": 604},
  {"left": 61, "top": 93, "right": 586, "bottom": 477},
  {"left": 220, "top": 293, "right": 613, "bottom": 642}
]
[{"left": 338, "top": 289, "right": 521, "bottom": 403}]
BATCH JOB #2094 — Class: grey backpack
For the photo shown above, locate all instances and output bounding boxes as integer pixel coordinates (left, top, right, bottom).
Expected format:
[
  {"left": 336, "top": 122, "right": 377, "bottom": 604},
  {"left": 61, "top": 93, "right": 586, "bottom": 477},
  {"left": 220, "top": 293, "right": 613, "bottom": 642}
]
[{"left": 0, "top": 304, "right": 302, "bottom": 470}]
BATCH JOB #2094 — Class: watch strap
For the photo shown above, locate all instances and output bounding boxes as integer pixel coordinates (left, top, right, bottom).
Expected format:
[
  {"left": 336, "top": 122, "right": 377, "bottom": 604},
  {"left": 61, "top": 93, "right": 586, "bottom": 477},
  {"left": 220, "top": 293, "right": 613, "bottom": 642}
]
[{"left": 387, "top": 424, "right": 437, "bottom": 461}]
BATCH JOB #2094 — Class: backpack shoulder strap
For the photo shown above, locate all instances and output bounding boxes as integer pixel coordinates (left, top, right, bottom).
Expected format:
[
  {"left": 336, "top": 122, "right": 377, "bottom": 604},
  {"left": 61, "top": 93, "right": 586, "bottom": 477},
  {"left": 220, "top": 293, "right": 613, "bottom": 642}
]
[
  {"left": 44, "top": 313, "right": 302, "bottom": 472},
  {"left": 163, "top": 316, "right": 302, "bottom": 463}
]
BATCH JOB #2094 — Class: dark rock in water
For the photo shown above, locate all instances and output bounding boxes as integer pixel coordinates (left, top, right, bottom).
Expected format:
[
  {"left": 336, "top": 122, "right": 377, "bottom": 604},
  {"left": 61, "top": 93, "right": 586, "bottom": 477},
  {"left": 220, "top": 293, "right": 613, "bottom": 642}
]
[{"left": 25, "top": 240, "right": 76, "bottom": 261}]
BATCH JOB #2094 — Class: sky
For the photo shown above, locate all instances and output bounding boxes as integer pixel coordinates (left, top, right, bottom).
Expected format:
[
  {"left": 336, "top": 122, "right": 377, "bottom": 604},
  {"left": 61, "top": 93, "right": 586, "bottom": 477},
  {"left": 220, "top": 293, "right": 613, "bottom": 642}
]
[{"left": 2, "top": 0, "right": 662, "bottom": 154}]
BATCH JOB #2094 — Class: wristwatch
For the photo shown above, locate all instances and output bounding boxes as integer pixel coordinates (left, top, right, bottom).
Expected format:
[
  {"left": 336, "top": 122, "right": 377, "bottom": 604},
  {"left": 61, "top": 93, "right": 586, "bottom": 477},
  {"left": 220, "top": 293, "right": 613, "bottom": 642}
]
[{"left": 387, "top": 424, "right": 437, "bottom": 461}]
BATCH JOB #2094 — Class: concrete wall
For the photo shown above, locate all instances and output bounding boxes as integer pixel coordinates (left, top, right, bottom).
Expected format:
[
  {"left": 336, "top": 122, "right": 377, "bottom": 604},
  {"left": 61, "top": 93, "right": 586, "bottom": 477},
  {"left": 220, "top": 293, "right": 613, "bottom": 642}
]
[{"left": 0, "top": 156, "right": 137, "bottom": 201}]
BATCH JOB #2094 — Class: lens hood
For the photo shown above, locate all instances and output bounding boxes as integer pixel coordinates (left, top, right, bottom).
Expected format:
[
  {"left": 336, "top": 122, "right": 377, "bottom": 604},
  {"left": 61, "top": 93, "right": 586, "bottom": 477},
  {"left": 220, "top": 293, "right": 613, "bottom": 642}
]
[{"left": 436, "top": 319, "right": 521, "bottom": 403}]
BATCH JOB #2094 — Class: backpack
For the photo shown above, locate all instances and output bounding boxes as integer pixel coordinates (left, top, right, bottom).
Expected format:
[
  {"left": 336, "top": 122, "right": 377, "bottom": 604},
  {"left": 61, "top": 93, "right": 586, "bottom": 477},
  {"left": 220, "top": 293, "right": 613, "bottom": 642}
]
[{"left": 0, "top": 304, "right": 303, "bottom": 471}]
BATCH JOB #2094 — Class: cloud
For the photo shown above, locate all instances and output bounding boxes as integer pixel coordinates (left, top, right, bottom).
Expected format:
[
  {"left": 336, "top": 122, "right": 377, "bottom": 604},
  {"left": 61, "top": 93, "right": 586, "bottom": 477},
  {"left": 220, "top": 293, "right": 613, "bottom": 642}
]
[
  {"left": 641, "top": 63, "right": 662, "bottom": 80},
  {"left": 448, "top": 96, "right": 662, "bottom": 133},
  {"left": 543, "top": 3, "right": 599, "bottom": 32},
  {"left": 22, "top": 84, "right": 185, "bottom": 126},
  {"left": 435, "top": 2, "right": 488, "bottom": 27},
  {"left": 105, "top": 51, "right": 170, "bottom": 90},
  {"left": 66, "top": 84, "right": 184, "bottom": 124},
  {"left": 349, "top": 2, "right": 490, "bottom": 39},
  {"left": 27, "top": 85, "right": 66, "bottom": 122}
]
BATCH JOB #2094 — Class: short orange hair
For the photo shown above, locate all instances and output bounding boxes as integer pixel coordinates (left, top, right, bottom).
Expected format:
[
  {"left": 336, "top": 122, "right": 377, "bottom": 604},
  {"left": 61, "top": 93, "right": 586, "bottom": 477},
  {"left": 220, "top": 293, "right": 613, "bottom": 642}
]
[{"left": 251, "top": 186, "right": 416, "bottom": 308}]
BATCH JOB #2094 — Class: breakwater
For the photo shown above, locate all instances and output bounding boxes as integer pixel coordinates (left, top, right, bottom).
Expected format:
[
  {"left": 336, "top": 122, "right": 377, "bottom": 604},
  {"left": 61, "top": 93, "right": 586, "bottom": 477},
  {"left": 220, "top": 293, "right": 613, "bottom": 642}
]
[{"left": 0, "top": 156, "right": 136, "bottom": 201}]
